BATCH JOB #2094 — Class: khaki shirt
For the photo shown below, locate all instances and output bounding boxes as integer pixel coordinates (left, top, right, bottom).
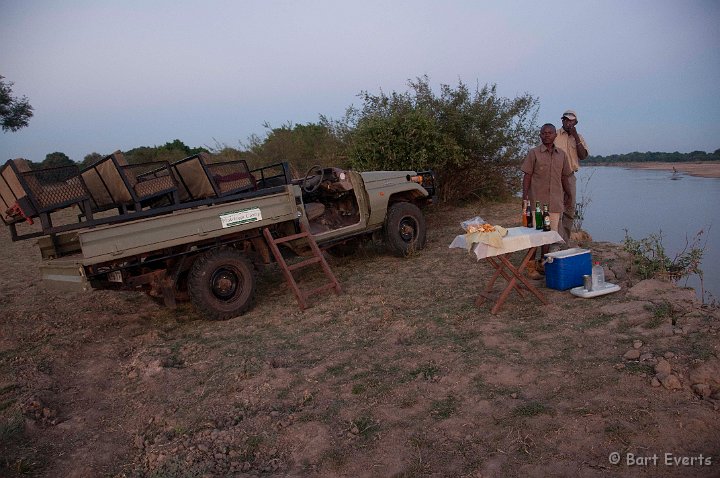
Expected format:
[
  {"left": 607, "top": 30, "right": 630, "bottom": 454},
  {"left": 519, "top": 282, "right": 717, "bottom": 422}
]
[
  {"left": 554, "top": 128, "right": 589, "bottom": 172},
  {"left": 521, "top": 144, "right": 572, "bottom": 213}
]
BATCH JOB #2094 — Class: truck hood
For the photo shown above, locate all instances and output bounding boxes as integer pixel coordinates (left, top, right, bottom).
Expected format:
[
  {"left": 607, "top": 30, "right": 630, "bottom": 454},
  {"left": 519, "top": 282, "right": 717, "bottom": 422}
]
[{"left": 360, "top": 171, "right": 416, "bottom": 184}]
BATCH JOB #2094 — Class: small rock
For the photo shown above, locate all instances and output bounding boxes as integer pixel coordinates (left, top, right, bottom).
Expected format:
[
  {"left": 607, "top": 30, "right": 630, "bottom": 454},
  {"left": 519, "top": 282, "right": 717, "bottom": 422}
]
[
  {"left": 350, "top": 425, "right": 359, "bottom": 435},
  {"left": 614, "top": 363, "right": 626, "bottom": 370},
  {"left": 639, "top": 353, "right": 653, "bottom": 362},
  {"left": 660, "top": 374, "right": 682, "bottom": 390},
  {"left": 510, "top": 393, "right": 518, "bottom": 399},
  {"left": 633, "top": 340, "right": 643, "bottom": 349},
  {"left": 664, "top": 351, "right": 675, "bottom": 359},
  {"left": 624, "top": 350, "right": 641, "bottom": 360},
  {"left": 651, "top": 377, "right": 661, "bottom": 387},
  {"left": 655, "top": 359, "right": 672, "bottom": 376},
  {"left": 692, "top": 383, "right": 712, "bottom": 399},
  {"left": 270, "top": 410, "right": 280, "bottom": 417}
]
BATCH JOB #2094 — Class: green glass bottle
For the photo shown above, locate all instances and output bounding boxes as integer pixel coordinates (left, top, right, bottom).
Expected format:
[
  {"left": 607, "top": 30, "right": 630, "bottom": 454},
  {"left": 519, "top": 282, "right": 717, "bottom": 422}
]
[
  {"left": 542, "top": 204, "right": 551, "bottom": 231},
  {"left": 534, "top": 201, "right": 542, "bottom": 230}
]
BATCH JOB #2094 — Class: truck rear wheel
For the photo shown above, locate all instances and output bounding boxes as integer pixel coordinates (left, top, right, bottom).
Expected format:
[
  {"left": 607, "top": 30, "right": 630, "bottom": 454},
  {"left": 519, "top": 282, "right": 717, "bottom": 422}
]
[
  {"left": 188, "top": 248, "right": 256, "bottom": 320},
  {"left": 384, "top": 202, "right": 426, "bottom": 257}
]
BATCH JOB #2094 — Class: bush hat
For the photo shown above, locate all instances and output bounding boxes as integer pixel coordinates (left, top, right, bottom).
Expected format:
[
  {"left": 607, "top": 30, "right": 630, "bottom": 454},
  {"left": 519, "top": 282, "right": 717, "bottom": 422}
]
[{"left": 562, "top": 110, "right": 578, "bottom": 122}]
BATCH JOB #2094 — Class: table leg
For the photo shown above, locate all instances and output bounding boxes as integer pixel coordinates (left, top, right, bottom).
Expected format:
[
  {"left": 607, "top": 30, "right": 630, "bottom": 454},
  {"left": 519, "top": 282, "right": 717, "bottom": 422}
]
[
  {"left": 498, "top": 250, "right": 548, "bottom": 305},
  {"left": 487, "top": 256, "right": 525, "bottom": 298},
  {"left": 477, "top": 247, "right": 548, "bottom": 314},
  {"left": 475, "top": 255, "right": 526, "bottom": 307}
]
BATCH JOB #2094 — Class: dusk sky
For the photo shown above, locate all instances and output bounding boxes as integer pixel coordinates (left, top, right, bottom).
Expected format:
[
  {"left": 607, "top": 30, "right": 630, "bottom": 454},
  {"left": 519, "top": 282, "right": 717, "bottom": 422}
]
[{"left": 1, "top": 0, "right": 719, "bottom": 162}]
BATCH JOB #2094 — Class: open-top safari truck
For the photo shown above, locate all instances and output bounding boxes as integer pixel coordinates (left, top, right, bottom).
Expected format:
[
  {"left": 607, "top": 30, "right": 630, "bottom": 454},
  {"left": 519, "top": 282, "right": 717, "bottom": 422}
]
[{"left": 1, "top": 152, "right": 435, "bottom": 319}]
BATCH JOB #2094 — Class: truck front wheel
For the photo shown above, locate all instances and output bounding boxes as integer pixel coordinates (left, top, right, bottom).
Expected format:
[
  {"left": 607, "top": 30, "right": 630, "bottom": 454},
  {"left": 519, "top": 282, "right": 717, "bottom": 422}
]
[
  {"left": 188, "top": 248, "right": 256, "bottom": 320},
  {"left": 384, "top": 202, "right": 427, "bottom": 257}
]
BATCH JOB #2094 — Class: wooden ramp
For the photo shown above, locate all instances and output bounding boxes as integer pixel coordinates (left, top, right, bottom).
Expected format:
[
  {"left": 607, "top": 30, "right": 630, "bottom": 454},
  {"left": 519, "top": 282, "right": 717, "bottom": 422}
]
[{"left": 263, "top": 223, "right": 342, "bottom": 310}]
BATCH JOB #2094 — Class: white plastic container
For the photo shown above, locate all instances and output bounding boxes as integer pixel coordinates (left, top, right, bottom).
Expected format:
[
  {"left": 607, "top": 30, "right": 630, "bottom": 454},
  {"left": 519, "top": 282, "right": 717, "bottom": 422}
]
[
  {"left": 591, "top": 262, "right": 605, "bottom": 290},
  {"left": 570, "top": 282, "right": 620, "bottom": 298}
]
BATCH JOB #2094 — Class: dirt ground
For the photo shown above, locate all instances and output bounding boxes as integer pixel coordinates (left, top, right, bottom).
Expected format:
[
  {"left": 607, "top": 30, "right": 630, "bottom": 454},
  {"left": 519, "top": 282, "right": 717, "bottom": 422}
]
[{"left": 1, "top": 199, "right": 719, "bottom": 477}]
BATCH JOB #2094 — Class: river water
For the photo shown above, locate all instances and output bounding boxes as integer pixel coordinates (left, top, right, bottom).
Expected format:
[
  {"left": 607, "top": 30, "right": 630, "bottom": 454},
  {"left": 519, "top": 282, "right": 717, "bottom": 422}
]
[{"left": 576, "top": 166, "right": 719, "bottom": 302}]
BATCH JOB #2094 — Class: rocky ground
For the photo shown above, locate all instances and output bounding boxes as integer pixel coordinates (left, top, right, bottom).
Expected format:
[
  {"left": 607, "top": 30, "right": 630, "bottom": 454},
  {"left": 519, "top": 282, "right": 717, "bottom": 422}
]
[{"left": 1, "top": 199, "right": 719, "bottom": 477}]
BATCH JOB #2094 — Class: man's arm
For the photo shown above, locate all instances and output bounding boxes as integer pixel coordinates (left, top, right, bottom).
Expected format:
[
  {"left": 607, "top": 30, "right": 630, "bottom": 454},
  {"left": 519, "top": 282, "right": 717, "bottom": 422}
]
[
  {"left": 522, "top": 173, "right": 532, "bottom": 200},
  {"left": 561, "top": 174, "right": 572, "bottom": 209},
  {"left": 576, "top": 139, "right": 588, "bottom": 160},
  {"left": 568, "top": 126, "right": 589, "bottom": 160}
]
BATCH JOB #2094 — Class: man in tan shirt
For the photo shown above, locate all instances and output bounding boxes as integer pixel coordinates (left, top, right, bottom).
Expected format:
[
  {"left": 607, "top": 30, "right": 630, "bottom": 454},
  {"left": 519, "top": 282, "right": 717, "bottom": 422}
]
[
  {"left": 521, "top": 124, "right": 572, "bottom": 277},
  {"left": 554, "top": 109, "right": 589, "bottom": 245}
]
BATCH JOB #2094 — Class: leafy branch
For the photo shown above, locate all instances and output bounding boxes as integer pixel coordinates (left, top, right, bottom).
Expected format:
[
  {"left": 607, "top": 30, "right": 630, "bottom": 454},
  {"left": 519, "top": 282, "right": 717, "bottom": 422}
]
[{"left": 622, "top": 228, "right": 707, "bottom": 289}]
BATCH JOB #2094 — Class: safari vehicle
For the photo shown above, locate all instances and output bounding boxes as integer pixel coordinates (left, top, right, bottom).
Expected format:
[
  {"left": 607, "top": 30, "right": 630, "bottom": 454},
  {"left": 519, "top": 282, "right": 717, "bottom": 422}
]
[{"left": 1, "top": 154, "right": 435, "bottom": 319}]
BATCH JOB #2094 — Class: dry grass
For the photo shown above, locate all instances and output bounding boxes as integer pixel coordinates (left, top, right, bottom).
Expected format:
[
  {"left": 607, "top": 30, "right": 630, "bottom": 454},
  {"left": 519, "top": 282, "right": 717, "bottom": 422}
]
[{"left": 0, "top": 199, "right": 719, "bottom": 477}]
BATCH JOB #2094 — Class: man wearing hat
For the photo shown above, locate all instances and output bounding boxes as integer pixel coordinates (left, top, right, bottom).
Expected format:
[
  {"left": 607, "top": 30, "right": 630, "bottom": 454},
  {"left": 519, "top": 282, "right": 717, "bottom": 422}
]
[{"left": 554, "top": 109, "right": 589, "bottom": 245}]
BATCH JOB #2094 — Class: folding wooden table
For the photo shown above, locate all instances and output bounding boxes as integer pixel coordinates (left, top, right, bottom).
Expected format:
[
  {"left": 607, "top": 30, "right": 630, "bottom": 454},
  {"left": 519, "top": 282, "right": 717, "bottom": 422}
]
[{"left": 449, "top": 227, "right": 564, "bottom": 314}]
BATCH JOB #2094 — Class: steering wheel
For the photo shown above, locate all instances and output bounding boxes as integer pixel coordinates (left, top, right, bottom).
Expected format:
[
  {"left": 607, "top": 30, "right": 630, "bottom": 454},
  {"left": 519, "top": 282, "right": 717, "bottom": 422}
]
[{"left": 301, "top": 164, "right": 325, "bottom": 193}]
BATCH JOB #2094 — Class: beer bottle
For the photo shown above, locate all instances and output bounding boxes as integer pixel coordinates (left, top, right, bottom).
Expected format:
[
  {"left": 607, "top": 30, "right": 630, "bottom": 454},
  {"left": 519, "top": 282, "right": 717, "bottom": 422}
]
[
  {"left": 534, "top": 201, "right": 543, "bottom": 230},
  {"left": 542, "top": 204, "right": 551, "bottom": 231},
  {"left": 525, "top": 200, "right": 533, "bottom": 228},
  {"left": 522, "top": 200, "right": 528, "bottom": 227}
]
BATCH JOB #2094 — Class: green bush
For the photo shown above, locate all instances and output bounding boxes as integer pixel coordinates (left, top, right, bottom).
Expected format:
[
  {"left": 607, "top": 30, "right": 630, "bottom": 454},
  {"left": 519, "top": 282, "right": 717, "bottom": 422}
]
[
  {"left": 623, "top": 229, "right": 705, "bottom": 283},
  {"left": 340, "top": 76, "right": 538, "bottom": 203}
]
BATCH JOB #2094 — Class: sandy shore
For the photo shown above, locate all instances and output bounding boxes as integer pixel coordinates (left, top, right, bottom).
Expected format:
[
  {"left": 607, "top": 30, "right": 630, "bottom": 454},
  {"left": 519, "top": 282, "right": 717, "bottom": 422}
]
[{"left": 596, "top": 161, "right": 720, "bottom": 179}]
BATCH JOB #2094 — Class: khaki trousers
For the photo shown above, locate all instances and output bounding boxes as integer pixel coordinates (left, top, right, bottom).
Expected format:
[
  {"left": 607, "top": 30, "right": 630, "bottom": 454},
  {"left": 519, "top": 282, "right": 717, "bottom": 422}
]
[{"left": 561, "top": 173, "right": 576, "bottom": 244}]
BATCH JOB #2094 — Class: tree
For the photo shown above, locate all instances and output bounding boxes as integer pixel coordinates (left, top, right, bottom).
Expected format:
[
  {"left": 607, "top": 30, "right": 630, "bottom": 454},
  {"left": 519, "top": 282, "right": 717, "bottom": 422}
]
[
  {"left": 124, "top": 139, "right": 208, "bottom": 164},
  {"left": 340, "top": 76, "right": 539, "bottom": 202},
  {"left": 0, "top": 75, "right": 34, "bottom": 132},
  {"left": 81, "top": 152, "right": 103, "bottom": 169},
  {"left": 245, "top": 122, "right": 348, "bottom": 177},
  {"left": 42, "top": 152, "right": 74, "bottom": 168}
]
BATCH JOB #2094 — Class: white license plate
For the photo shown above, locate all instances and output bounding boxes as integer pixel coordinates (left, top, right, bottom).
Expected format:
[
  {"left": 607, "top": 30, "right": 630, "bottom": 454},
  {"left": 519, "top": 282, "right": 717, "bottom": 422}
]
[{"left": 107, "top": 271, "right": 123, "bottom": 283}]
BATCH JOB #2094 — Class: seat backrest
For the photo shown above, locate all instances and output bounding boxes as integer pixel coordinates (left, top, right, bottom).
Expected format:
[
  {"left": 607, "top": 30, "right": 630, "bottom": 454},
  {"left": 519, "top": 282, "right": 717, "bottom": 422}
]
[
  {"left": 207, "top": 159, "right": 256, "bottom": 195},
  {"left": 81, "top": 151, "right": 132, "bottom": 207},
  {"left": 171, "top": 153, "right": 216, "bottom": 201},
  {"left": 0, "top": 159, "right": 32, "bottom": 222}
]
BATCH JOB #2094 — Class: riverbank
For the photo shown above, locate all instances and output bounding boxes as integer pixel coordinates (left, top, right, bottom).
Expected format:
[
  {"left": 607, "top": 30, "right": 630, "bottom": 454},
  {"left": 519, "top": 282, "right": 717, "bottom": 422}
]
[{"left": 590, "top": 161, "right": 720, "bottom": 179}]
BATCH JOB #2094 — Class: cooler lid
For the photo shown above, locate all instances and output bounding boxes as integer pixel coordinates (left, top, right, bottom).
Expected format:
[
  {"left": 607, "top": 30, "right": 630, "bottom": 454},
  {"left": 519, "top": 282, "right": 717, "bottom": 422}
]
[{"left": 544, "top": 247, "right": 591, "bottom": 260}]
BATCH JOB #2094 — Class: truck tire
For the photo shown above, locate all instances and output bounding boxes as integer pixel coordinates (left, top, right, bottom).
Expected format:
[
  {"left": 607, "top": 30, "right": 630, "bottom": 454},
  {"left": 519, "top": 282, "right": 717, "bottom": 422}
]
[
  {"left": 384, "top": 202, "right": 427, "bottom": 257},
  {"left": 188, "top": 248, "right": 256, "bottom": 320}
]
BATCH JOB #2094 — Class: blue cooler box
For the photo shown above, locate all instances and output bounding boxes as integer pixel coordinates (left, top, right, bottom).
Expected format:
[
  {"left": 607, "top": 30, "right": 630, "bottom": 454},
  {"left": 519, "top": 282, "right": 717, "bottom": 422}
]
[{"left": 544, "top": 248, "right": 592, "bottom": 290}]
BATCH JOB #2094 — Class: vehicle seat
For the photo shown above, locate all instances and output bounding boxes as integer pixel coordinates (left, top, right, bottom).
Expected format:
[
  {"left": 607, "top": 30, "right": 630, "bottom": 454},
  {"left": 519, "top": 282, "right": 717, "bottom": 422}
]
[{"left": 305, "top": 202, "right": 325, "bottom": 221}]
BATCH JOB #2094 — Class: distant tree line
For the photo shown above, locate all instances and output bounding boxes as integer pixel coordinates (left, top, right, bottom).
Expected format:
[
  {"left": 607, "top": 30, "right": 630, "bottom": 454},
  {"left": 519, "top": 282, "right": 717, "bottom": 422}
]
[
  {"left": 16, "top": 76, "right": 540, "bottom": 204},
  {"left": 23, "top": 140, "right": 210, "bottom": 170},
  {"left": 587, "top": 149, "right": 720, "bottom": 163},
  {"left": 9, "top": 72, "right": 720, "bottom": 202}
]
